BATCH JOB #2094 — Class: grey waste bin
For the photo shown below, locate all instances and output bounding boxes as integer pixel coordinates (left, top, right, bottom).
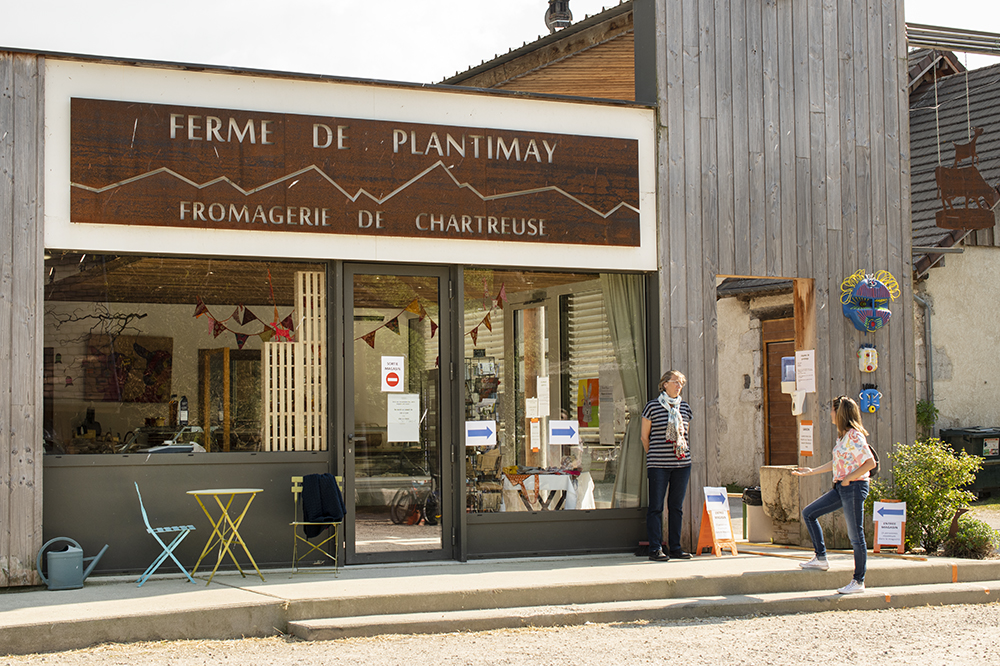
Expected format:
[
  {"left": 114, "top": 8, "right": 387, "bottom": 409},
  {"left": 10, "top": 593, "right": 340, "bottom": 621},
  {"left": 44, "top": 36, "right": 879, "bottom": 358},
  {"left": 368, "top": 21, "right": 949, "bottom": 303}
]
[{"left": 939, "top": 427, "right": 1000, "bottom": 495}]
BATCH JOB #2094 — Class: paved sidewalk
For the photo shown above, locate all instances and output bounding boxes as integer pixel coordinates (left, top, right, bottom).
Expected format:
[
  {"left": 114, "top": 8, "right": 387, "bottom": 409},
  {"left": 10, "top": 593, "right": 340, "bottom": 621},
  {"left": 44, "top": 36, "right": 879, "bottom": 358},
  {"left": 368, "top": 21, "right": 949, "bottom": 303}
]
[{"left": 2, "top": 545, "right": 999, "bottom": 656}]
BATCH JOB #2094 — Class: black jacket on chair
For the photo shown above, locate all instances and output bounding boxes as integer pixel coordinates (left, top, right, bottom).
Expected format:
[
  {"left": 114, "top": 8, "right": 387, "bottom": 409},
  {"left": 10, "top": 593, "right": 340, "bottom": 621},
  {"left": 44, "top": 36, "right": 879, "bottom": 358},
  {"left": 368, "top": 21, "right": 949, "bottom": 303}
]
[{"left": 302, "top": 473, "right": 346, "bottom": 538}]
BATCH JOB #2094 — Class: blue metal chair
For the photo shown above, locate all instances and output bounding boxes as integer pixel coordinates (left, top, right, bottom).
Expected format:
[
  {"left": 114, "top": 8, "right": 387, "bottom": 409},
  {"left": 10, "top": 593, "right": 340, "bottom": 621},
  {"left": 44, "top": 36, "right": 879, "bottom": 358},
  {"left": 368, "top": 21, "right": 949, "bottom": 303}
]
[{"left": 134, "top": 482, "right": 198, "bottom": 587}]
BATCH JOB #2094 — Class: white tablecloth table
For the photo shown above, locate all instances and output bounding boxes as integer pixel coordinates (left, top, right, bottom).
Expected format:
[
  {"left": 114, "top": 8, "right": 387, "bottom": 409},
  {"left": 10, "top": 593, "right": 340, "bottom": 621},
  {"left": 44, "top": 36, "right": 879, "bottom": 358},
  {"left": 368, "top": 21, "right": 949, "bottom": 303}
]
[{"left": 501, "top": 473, "right": 595, "bottom": 511}]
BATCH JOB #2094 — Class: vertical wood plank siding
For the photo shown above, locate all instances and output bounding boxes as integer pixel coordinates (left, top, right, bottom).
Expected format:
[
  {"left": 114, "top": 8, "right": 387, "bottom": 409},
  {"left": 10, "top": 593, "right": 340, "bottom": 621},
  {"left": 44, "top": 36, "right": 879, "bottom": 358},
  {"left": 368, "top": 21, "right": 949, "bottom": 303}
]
[
  {"left": 0, "top": 53, "right": 44, "bottom": 586},
  {"left": 647, "top": 0, "right": 914, "bottom": 546}
]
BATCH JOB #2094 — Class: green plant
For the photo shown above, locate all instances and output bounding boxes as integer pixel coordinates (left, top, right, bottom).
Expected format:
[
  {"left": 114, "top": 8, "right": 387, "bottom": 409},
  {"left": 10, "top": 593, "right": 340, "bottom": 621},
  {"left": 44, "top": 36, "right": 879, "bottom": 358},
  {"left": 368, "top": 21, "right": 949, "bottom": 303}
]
[
  {"left": 916, "top": 399, "right": 940, "bottom": 435},
  {"left": 865, "top": 438, "right": 981, "bottom": 553},
  {"left": 943, "top": 515, "right": 999, "bottom": 559}
]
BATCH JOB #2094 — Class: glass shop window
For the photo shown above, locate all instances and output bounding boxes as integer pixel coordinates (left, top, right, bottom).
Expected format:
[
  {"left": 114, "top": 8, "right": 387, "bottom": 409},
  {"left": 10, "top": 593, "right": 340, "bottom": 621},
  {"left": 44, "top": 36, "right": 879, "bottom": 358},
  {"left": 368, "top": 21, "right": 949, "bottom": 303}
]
[
  {"left": 43, "top": 252, "right": 327, "bottom": 455},
  {"left": 464, "top": 268, "right": 646, "bottom": 512}
]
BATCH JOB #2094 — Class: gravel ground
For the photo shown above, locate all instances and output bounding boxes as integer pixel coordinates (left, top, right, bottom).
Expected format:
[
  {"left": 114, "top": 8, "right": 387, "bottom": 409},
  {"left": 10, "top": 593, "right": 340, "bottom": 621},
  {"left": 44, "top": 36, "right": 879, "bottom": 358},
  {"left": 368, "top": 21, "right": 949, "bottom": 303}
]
[{"left": 5, "top": 603, "right": 1000, "bottom": 665}]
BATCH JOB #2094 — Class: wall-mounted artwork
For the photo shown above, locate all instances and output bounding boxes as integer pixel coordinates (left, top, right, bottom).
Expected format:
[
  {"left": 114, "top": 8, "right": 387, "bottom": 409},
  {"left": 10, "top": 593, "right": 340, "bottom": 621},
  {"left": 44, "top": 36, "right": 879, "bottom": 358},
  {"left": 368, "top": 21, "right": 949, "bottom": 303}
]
[
  {"left": 84, "top": 334, "right": 173, "bottom": 403},
  {"left": 840, "top": 270, "right": 900, "bottom": 333}
]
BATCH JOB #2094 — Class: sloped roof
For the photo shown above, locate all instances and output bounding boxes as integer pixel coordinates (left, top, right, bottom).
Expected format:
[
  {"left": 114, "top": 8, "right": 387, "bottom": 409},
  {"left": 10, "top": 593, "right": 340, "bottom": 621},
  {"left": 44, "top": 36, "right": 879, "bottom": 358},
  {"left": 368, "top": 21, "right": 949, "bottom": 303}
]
[
  {"left": 910, "top": 53, "right": 1000, "bottom": 274},
  {"left": 442, "top": 1, "right": 633, "bottom": 94}
]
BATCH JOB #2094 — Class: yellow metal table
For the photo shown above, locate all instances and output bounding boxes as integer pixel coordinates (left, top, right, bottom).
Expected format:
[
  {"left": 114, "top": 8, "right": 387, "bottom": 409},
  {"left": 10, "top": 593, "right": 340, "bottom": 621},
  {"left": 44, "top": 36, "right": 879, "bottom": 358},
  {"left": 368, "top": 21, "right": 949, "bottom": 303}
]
[{"left": 187, "top": 488, "right": 265, "bottom": 585}]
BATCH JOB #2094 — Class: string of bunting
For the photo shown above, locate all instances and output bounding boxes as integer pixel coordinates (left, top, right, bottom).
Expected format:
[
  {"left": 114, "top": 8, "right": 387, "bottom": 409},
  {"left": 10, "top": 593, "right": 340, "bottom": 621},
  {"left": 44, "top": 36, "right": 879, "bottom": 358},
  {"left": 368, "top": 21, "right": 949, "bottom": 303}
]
[
  {"left": 356, "top": 297, "right": 437, "bottom": 349},
  {"left": 469, "top": 282, "right": 507, "bottom": 346},
  {"left": 354, "top": 282, "right": 508, "bottom": 349},
  {"left": 193, "top": 297, "right": 295, "bottom": 349}
]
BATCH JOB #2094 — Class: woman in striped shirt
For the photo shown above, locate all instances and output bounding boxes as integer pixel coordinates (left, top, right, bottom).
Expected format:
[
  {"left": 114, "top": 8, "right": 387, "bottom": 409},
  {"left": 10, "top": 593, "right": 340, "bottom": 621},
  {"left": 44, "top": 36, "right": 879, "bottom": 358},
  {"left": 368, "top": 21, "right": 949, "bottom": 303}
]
[{"left": 641, "top": 370, "right": 693, "bottom": 562}]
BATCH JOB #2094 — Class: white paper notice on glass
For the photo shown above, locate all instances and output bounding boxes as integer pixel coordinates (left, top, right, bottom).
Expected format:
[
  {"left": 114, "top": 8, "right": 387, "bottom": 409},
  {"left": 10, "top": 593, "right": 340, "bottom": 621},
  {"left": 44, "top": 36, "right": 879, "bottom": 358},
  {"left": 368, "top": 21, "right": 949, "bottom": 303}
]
[
  {"left": 530, "top": 418, "right": 541, "bottom": 452},
  {"left": 794, "top": 350, "right": 816, "bottom": 393},
  {"left": 381, "top": 356, "right": 405, "bottom": 393},
  {"left": 799, "top": 421, "right": 814, "bottom": 457},
  {"left": 525, "top": 397, "right": 540, "bottom": 419},
  {"left": 387, "top": 393, "right": 420, "bottom": 442},
  {"left": 465, "top": 420, "right": 497, "bottom": 447},
  {"left": 536, "top": 377, "right": 550, "bottom": 417}
]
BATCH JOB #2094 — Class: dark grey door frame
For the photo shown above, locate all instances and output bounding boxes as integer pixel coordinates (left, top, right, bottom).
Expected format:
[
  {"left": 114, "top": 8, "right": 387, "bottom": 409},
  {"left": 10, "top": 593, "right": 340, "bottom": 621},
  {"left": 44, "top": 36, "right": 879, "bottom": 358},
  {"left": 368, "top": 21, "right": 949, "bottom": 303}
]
[{"left": 341, "top": 263, "right": 457, "bottom": 565}]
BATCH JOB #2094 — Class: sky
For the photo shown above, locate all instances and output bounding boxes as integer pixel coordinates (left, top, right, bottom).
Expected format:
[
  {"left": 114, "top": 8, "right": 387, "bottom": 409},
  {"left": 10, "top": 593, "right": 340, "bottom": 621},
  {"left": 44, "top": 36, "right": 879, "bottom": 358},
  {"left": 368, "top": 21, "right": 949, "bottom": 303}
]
[{"left": 1, "top": 0, "right": 998, "bottom": 83}]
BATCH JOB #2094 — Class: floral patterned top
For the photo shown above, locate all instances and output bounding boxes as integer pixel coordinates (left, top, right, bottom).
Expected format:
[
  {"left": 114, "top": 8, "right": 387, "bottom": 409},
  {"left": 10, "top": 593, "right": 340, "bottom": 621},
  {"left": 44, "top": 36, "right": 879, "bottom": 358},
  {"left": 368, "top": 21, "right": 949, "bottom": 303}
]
[{"left": 832, "top": 429, "right": 874, "bottom": 482}]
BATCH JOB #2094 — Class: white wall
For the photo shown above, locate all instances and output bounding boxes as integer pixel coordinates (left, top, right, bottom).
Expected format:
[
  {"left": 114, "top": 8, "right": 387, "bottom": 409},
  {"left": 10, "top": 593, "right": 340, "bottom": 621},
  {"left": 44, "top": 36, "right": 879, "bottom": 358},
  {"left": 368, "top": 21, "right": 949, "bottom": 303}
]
[{"left": 920, "top": 246, "right": 1000, "bottom": 431}]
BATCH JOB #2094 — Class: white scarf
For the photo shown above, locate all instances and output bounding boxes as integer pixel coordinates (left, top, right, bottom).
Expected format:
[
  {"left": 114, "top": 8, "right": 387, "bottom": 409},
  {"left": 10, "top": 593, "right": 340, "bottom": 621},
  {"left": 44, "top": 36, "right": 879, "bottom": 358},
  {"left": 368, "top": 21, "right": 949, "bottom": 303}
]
[{"left": 657, "top": 391, "right": 684, "bottom": 440}]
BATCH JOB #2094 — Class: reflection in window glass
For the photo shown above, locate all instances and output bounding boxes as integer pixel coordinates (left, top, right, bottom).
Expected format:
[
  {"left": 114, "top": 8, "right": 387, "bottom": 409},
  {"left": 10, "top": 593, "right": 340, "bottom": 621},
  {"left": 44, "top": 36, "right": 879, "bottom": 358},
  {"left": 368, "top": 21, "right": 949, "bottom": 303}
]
[
  {"left": 43, "top": 252, "right": 326, "bottom": 455},
  {"left": 464, "top": 269, "right": 645, "bottom": 512}
]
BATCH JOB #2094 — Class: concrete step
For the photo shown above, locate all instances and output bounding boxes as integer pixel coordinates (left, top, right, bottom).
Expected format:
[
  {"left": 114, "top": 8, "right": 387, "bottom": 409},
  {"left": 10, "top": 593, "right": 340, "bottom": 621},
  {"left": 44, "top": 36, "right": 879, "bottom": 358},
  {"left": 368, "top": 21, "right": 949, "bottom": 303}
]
[
  {"left": 282, "top": 556, "right": 1000, "bottom": 622},
  {"left": 288, "top": 578, "right": 1000, "bottom": 641}
]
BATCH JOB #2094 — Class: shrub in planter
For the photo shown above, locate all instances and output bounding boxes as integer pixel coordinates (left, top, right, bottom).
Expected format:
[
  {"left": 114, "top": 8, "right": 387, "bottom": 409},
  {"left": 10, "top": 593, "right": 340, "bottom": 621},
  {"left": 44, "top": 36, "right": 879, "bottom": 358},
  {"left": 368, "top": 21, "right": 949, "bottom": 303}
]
[
  {"left": 865, "top": 438, "right": 981, "bottom": 553},
  {"left": 943, "top": 516, "right": 999, "bottom": 559}
]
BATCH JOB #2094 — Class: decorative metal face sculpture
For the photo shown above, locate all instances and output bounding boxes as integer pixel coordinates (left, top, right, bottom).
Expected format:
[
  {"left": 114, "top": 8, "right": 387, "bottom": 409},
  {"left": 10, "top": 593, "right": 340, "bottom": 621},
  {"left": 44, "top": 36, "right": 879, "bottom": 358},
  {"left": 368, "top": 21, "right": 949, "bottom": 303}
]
[
  {"left": 860, "top": 384, "right": 881, "bottom": 413},
  {"left": 841, "top": 270, "right": 900, "bottom": 333},
  {"left": 858, "top": 344, "right": 878, "bottom": 373}
]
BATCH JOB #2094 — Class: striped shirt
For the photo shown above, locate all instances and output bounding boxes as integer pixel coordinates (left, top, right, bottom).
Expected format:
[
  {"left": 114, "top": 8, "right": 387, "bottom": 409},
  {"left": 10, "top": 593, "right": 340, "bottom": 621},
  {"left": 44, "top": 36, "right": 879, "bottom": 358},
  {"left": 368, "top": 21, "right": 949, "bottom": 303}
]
[{"left": 642, "top": 398, "right": 693, "bottom": 469}]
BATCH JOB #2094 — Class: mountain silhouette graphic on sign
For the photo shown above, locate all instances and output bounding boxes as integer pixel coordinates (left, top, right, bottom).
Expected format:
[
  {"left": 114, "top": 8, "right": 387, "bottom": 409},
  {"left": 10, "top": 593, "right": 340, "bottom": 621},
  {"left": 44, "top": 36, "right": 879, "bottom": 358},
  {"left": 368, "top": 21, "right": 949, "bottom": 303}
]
[{"left": 71, "top": 161, "right": 641, "bottom": 246}]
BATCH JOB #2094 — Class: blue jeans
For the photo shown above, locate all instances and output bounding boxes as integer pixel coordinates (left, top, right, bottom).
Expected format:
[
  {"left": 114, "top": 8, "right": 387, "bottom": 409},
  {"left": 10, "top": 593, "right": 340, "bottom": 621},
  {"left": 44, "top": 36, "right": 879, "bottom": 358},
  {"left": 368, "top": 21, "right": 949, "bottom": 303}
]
[
  {"left": 802, "top": 480, "right": 869, "bottom": 582},
  {"left": 647, "top": 466, "right": 691, "bottom": 554}
]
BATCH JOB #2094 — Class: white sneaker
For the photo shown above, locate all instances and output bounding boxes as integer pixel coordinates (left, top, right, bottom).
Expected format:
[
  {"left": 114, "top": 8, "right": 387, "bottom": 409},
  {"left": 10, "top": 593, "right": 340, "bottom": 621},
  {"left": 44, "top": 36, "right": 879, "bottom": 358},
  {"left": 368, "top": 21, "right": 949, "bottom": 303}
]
[
  {"left": 837, "top": 579, "right": 866, "bottom": 594},
  {"left": 799, "top": 556, "right": 829, "bottom": 571}
]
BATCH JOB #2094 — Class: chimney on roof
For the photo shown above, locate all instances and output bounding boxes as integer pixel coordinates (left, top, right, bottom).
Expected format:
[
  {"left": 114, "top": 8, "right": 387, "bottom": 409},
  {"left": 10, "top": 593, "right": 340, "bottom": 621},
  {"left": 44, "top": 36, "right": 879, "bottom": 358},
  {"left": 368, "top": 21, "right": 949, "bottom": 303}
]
[{"left": 545, "top": 0, "right": 573, "bottom": 34}]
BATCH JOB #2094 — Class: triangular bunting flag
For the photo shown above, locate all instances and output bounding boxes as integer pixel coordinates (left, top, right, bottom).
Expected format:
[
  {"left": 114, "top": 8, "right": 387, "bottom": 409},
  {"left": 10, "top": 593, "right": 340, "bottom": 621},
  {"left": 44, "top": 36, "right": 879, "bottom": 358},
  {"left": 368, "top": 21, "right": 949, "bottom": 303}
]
[
  {"left": 280, "top": 314, "right": 295, "bottom": 332},
  {"left": 363, "top": 331, "right": 377, "bottom": 348},
  {"left": 497, "top": 284, "right": 507, "bottom": 309},
  {"left": 241, "top": 308, "right": 258, "bottom": 326},
  {"left": 194, "top": 296, "right": 208, "bottom": 318},
  {"left": 470, "top": 326, "right": 478, "bottom": 346},
  {"left": 260, "top": 329, "right": 274, "bottom": 343},
  {"left": 231, "top": 307, "right": 241, "bottom": 322},
  {"left": 212, "top": 319, "right": 227, "bottom": 338},
  {"left": 430, "top": 320, "right": 438, "bottom": 338},
  {"left": 483, "top": 279, "right": 491, "bottom": 311},
  {"left": 385, "top": 317, "right": 400, "bottom": 334},
  {"left": 483, "top": 312, "right": 492, "bottom": 332},
  {"left": 405, "top": 298, "right": 422, "bottom": 315},
  {"left": 235, "top": 333, "right": 249, "bottom": 349}
]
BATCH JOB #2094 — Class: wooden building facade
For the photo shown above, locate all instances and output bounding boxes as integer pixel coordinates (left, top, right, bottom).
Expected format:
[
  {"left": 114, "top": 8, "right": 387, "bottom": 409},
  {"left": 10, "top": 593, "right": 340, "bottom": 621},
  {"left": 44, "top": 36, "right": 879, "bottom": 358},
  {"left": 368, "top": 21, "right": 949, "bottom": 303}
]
[
  {"left": 1, "top": 53, "right": 45, "bottom": 587},
  {"left": 2, "top": 0, "right": 916, "bottom": 584},
  {"left": 450, "top": 0, "right": 916, "bottom": 547}
]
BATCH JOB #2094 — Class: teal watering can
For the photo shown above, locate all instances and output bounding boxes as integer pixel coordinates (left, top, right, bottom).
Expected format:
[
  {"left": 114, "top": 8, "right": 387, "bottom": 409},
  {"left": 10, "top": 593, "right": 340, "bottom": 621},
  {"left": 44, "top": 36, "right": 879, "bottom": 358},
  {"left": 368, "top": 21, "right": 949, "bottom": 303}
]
[{"left": 36, "top": 537, "right": 109, "bottom": 590}]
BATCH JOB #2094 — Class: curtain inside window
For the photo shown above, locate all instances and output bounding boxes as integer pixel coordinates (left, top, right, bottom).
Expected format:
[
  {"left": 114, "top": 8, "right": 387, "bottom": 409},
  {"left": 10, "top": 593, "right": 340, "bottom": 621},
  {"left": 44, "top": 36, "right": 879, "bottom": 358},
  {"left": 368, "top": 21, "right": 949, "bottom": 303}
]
[{"left": 600, "top": 273, "right": 647, "bottom": 508}]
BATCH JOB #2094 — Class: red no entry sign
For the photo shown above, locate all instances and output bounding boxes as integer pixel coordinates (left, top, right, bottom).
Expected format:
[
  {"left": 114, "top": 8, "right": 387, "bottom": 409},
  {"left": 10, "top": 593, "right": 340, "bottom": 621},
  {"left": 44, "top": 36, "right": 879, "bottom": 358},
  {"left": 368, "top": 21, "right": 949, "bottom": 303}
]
[{"left": 385, "top": 372, "right": 399, "bottom": 387}]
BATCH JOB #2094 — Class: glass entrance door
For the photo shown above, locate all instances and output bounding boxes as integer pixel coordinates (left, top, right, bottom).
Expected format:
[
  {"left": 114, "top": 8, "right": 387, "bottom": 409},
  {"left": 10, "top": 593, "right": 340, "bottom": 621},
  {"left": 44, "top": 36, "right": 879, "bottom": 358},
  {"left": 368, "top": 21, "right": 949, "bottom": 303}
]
[{"left": 344, "top": 265, "right": 451, "bottom": 563}]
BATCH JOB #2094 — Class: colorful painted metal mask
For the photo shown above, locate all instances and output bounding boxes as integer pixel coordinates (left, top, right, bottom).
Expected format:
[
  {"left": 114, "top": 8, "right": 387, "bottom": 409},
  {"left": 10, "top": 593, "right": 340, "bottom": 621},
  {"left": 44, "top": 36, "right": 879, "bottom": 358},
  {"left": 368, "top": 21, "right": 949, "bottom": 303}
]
[
  {"left": 860, "top": 386, "right": 881, "bottom": 413},
  {"left": 841, "top": 270, "right": 900, "bottom": 333},
  {"left": 858, "top": 344, "right": 877, "bottom": 373}
]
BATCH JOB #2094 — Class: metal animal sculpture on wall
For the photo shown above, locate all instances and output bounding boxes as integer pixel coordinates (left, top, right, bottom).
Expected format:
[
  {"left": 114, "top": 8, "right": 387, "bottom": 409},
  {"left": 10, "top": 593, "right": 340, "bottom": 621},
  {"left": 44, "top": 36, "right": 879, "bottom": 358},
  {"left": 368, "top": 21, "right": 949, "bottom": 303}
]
[
  {"left": 954, "top": 126, "right": 984, "bottom": 167},
  {"left": 935, "top": 127, "right": 1000, "bottom": 231},
  {"left": 841, "top": 270, "right": 900, "bottom": 333}
]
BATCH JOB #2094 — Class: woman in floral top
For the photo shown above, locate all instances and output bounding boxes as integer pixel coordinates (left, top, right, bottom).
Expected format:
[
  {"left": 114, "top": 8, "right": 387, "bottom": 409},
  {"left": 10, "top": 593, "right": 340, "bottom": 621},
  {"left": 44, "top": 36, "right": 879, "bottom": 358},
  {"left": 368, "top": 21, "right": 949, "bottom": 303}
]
[{"left": 792, "top": 396, "right": 876, "bottom": 594}]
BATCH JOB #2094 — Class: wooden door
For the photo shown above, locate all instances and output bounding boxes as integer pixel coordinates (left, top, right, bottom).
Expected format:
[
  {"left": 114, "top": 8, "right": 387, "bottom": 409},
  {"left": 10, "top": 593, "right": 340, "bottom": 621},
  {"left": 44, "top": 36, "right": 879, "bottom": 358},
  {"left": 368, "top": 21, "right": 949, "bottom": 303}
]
[{"left": 763, "top": 319, "right": 797, "bottom": 465}]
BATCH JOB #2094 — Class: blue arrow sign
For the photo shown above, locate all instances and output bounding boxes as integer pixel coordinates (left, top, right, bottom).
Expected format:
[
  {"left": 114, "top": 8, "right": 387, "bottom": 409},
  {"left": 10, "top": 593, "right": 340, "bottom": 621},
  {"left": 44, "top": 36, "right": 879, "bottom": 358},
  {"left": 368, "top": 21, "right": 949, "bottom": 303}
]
[
  {"left": 706, "top": 493, "right": 727, "bottom": 504},
  {"left": 878, "top": 507, "right": 905, "bottom": 517},
  {"left": 467, "top": 426, "right": 494, "bottom": 439},
  {"left": 552, "top": 426, "right": 576, "bottom": 438}
]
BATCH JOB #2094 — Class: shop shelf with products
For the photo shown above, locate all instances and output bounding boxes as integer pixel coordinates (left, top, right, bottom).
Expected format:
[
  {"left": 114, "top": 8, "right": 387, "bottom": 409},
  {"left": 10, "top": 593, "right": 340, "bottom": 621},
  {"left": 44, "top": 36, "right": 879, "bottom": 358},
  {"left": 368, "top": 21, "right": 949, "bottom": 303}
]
[{"left": 465, "top": 356, "right": 499, "bottom": 420}]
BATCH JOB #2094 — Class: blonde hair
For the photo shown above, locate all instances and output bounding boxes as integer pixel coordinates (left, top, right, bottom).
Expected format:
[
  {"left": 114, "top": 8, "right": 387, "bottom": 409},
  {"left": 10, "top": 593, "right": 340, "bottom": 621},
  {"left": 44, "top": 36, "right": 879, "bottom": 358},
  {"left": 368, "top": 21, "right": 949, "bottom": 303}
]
[
  {"left": 658, "top": 370, "right": 687, "bottom": 393},
  {"left": 832, "top": 395, "right": 869, "bottom": 438}
]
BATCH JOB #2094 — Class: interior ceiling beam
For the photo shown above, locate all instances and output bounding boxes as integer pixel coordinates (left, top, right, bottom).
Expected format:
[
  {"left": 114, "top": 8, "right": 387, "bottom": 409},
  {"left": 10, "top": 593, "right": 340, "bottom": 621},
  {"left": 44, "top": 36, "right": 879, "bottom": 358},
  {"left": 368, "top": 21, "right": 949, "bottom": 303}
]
[{"left": 907, "top": 22, "right": 1000, "bottom": 57}]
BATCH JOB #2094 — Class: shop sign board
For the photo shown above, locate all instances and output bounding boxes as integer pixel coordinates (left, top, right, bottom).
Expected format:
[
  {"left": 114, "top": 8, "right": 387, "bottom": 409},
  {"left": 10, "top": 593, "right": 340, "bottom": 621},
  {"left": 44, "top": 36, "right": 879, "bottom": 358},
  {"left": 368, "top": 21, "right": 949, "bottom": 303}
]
[{"left": 69, "top": 98, "right": 640, "bottom": 248}]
